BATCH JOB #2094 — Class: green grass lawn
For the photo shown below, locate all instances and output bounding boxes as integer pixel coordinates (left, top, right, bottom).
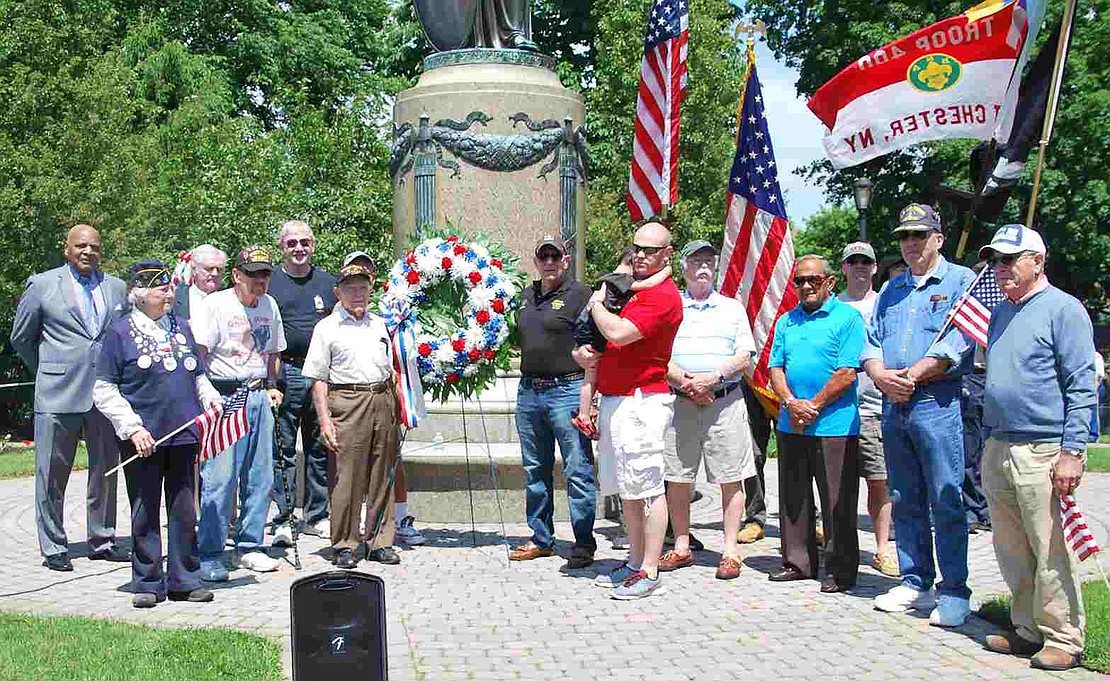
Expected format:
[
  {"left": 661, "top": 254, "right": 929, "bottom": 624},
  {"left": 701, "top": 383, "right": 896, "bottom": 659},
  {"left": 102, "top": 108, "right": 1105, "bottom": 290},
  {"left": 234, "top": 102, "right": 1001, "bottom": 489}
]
[
  {"left": 978, "top": 580, "right": 1110, "bottom": 673},
  {"left": 0, "top": 612, "right": 281, "bottom": 681},
  {"left": 0, "top": 443, "right": 87, "bottom": 479},
  {"left": 1087, "top": 444, "right": 1110, "bottom": 472}
]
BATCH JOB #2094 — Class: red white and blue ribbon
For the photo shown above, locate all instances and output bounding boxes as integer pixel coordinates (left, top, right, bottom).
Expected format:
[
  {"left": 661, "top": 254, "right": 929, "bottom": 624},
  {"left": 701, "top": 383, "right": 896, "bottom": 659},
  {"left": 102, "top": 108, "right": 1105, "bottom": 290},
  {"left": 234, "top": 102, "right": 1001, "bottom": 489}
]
[{"left": 383, "top": 297, "right": 426, "bottom": 429}]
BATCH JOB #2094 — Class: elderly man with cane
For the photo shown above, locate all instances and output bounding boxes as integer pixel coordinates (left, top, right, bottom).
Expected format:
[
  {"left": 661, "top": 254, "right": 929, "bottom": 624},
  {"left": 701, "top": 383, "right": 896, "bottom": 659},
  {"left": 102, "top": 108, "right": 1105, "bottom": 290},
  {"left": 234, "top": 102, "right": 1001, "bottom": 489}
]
[
  {"left": 93, "top": 260, "right": 221, "bottom": 607},
  {"left": 303, "top": 258, "right": 401, "bottom": 568}
]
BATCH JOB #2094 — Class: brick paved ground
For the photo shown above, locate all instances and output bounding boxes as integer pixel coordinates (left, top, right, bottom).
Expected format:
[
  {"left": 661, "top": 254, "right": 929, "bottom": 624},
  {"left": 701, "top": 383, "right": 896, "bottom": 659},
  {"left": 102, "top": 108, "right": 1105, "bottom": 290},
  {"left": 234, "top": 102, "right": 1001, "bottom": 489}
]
[{"left": 1, "top": 463, "right": 1107, "bottom": 680}]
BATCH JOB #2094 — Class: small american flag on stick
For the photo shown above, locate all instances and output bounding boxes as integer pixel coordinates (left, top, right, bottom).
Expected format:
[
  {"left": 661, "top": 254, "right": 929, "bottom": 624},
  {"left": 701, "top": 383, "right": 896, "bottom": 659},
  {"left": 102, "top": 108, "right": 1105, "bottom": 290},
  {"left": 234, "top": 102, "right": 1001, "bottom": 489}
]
[
  {"left": 1060, "top": 494, "right": 1101, "bottom": 561},
  {"left": 949, "top": 266, "right": 1005, "bottom": 347},
  {"left": 196, "top": 384, "right": 250, "bottom": 463}
]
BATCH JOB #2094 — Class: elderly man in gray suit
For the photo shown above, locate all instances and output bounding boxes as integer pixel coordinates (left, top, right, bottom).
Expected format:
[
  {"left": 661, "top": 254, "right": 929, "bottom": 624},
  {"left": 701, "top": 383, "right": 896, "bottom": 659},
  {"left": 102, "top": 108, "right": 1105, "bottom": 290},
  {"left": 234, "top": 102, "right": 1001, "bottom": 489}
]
[{"left": 11, "top": 224, "right": 130, "bottom": 571}]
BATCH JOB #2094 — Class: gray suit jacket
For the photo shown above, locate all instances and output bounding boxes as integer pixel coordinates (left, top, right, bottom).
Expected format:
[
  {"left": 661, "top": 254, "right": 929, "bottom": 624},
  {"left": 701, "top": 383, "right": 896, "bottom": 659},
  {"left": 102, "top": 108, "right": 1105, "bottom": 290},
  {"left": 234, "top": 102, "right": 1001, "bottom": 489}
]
[{"left": 10, "top": 265, "right": 127, "bottom": 414}]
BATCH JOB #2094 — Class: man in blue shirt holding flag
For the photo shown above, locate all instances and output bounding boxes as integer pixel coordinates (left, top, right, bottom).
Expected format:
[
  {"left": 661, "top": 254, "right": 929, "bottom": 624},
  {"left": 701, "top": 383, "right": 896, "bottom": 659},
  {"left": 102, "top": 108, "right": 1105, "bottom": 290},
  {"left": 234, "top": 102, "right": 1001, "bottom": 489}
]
[{"left": 863, "top": 203, "right": 976, "bottom": 626}]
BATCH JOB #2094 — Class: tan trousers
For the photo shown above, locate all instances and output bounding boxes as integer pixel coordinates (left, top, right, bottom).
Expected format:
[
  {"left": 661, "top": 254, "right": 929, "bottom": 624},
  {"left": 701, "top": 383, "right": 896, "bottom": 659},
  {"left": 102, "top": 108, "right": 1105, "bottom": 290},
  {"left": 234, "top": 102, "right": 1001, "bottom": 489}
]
[
  {"left": 981, "top": 437, "right": 1085, "bottom": 655},
  {"left": 327, "top": 387, "right": 399, "bottom": 551}
]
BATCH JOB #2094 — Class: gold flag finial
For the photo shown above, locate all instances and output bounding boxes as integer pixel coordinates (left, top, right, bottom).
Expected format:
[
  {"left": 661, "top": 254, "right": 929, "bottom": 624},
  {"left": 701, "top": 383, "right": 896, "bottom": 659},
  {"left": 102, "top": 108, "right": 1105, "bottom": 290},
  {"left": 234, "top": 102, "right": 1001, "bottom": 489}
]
[{"left": 734, "top": 19, "right": 766, "bottom": 47}]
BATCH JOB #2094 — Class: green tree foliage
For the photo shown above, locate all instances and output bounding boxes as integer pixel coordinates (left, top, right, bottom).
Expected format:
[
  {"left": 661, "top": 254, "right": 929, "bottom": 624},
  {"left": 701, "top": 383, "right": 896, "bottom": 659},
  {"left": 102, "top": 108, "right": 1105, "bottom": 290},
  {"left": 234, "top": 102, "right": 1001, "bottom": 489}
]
[{"left": 748, "top": 0, "right": 1110, "bottom": 313}]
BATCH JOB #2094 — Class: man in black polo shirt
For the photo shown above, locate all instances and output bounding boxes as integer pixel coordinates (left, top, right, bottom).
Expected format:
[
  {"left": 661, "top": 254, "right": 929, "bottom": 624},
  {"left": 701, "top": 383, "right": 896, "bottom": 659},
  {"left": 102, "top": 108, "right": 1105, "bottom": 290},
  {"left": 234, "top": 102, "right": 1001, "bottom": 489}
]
[
  {"left": 267, "top": 220, "right": 338, "bottom": 543},
  {"left": 510, "top": 235, "right": 597, "bottom": 568}
]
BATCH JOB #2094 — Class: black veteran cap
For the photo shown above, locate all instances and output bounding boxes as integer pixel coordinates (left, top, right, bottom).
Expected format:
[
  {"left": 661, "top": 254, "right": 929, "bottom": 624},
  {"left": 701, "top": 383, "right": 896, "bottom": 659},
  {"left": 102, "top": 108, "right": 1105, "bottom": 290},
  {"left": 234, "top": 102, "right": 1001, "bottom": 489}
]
[
  {"left": 338, "top": 263, "right": 374, "bottom": 282},
  {"left": 235, "top": 245, "right": 273, "bottom": 273},
  {"left": 129, "top": 259, "right": 172, "bottom": 288},
  {"left": 893, "top": 203, "right": 942, "bottom": 233}
]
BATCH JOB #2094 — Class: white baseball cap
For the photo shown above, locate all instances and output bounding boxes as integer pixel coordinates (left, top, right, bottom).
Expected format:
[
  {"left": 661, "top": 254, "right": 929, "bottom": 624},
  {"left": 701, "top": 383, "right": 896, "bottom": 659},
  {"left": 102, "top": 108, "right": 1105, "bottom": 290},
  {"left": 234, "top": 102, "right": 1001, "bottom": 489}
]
[
  {"left": 978, "top": 224, "right": 1047, "bottom": 258},
  {"left": 841, "top": 242, "right": 875, "bottom": 262}
]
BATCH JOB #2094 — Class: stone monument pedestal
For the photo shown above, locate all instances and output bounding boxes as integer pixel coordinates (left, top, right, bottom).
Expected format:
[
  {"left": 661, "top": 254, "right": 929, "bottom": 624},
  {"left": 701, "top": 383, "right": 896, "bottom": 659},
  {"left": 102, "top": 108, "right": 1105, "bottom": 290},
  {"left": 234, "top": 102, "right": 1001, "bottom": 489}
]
[{"left": 391, "top": 49, "right": 587, "bottom": 277}]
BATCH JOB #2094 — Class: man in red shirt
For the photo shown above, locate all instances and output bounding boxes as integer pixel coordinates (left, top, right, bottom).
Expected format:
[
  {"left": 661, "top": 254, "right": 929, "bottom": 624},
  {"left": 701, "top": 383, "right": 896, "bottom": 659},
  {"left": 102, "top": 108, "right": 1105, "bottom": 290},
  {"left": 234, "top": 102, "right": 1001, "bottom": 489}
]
[{"left": 574, "top": 221, "right": 683, "bottom": 600}]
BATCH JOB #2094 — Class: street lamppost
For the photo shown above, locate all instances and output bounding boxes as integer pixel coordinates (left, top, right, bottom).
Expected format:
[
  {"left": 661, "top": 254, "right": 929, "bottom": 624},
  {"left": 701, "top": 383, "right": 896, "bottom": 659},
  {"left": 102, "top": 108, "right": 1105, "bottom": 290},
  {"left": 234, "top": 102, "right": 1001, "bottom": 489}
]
[{"left": 853, "top": 177, "right": 873, "bottom": 242}]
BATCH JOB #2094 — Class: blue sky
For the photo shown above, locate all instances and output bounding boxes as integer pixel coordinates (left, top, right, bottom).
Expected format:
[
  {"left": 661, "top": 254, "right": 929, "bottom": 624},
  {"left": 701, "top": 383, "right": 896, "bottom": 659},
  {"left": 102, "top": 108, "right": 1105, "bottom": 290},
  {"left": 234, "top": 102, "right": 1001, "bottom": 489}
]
[{"left": 745, "top": 40, "right": 830, "bottom": 225}]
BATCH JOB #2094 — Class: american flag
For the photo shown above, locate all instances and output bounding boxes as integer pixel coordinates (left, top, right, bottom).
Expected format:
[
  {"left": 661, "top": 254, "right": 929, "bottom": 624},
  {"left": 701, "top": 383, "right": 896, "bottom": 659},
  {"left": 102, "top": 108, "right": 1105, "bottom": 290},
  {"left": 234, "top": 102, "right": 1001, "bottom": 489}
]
[
  {"left": 949, "top": 266, "right": 1005, "bottom": 347},
  {"left": 1061, "top": 494, "right": 1101, "bottom": 561},
  {"left": 717, "top": 47, "right": 798, "bottom": 401},
  {"left": 626, "top": 0, "right": 689, "bottom": 222},
  {"left": 195, "top": 384, "right": 250, "bottom": 463}
]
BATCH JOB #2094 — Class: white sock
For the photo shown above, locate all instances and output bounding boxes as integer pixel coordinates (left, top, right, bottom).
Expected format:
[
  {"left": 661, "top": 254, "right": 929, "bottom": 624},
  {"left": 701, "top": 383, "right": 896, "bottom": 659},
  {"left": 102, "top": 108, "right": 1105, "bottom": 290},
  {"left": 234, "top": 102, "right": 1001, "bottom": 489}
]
[{"left": 396, "top": 502, "right": 408, "bottom": 524}]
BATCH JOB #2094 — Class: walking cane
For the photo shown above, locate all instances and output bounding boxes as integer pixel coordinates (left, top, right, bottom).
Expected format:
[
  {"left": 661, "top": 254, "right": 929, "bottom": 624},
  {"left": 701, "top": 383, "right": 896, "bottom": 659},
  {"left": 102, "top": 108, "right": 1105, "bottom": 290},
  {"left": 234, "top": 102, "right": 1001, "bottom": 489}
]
[{"left": 273, "top": 402, "right": 302, "bottom": 570}]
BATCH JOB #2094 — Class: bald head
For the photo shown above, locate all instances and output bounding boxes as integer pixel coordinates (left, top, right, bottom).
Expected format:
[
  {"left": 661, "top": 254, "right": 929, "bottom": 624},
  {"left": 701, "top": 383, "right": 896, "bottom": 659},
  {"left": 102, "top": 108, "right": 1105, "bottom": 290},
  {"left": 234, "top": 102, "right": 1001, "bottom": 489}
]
[
  {"left": 630, "top": 221, "right": 673, "bottom": 279},
  {"left": 65, "top": 224, "right": 102, "bottom": 275}
]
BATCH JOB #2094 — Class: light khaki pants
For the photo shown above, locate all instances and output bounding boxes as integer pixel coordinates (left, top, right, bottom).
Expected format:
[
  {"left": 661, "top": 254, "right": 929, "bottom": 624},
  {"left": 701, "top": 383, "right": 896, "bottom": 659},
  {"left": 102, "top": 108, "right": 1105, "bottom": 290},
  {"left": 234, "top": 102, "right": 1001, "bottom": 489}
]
[{"left": 981, "top": 437, "right": 1085, "bottom": 655}]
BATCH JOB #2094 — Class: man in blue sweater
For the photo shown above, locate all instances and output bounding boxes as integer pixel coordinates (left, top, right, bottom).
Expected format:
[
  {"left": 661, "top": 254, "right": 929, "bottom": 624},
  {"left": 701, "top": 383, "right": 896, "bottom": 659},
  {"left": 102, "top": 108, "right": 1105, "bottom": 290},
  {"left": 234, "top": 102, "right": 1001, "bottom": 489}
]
[{"left": 978, "top": 225, "right": 1094, "bottom": 671}]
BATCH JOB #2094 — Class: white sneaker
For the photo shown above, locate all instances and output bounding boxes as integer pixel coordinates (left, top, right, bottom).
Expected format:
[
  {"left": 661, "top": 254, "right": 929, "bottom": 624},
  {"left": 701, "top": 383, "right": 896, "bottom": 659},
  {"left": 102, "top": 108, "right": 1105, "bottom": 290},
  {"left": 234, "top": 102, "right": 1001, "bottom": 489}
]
[
  {"left": 303, "top": 519, "right": 330, "bottom": 539},
  {"left": 928, "top": 594, "right": 971, "bottom": 627},
  {"left": 238, "top": 551, "right": 280, "bottom": 573},
  {"left": 395, "top": 516, "right": 426, "bottom": 545},
  {"left": 874, "top": 584, "right": 937, "bottom": 613},
  {"left": 272, "top": 523, "right": 294, "bottom": 547}
]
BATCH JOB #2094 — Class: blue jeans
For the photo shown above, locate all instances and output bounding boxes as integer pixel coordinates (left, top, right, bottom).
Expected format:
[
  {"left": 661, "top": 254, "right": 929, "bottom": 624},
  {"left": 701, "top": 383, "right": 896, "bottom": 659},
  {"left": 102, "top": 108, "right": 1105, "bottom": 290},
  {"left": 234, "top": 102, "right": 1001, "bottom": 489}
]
[
  {"left": 274, "top": 363, "right": 328, "bottom": 526},
  {"left": 882, "top": 385, "right": 970, "bottom": 599},
  {"left": 515, "top": 380, "right": 597, "bottom": 551},
  {"left": 198, "top": 389, "right": 275, "bottom": 560}
]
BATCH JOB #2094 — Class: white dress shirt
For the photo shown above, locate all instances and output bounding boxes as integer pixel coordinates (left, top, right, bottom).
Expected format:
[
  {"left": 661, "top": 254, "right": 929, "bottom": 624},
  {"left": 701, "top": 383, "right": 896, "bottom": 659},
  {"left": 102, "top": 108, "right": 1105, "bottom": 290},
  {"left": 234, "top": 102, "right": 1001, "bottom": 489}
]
[{"left": 302, "top": 306, "right": 393, "bottom": 385}]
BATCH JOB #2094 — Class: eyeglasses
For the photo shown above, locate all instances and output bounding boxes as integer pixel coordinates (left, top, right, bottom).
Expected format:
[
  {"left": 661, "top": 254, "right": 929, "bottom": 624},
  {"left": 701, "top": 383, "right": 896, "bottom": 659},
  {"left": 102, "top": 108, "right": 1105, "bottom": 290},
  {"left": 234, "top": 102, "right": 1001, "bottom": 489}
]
[
  {"left": 793, "top": 275, "right": 828, "bottom": 288},
  {"left": 897, "top": 231, "right": 932, "bottom": 242},
  {"left": 686, "top": 259, "right": 716, "bottom": 271},
  {"left": 632, "top": 244, "right": 666, "bottom": 255},
  {"left": 284, "top": 238, "right": 313, "bottom": 248},
  {"left": 989, "top": 251, "right": 1035, "bottom": 267},
  {"left": 845, "top": 256, "right": 874, "bottom": 266}
]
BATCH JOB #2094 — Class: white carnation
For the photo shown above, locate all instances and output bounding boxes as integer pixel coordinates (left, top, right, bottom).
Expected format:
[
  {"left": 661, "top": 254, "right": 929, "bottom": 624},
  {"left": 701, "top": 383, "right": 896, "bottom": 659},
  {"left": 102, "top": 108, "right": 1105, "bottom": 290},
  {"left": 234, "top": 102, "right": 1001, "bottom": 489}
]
[
  {"left": 470, "top": 243, "right": 490, "bottom": 259},
  {"left": 462, "top": 363, "right": 479, "bottom": 377},
  {"left": 450, "top": 256, "right": 477, "bottom": 280},
  {"left": 433, "top": 343, "right": 456, "bottom": 366},
  {"left": 467, "top": 285, "right": 496, "bottom": 308}
]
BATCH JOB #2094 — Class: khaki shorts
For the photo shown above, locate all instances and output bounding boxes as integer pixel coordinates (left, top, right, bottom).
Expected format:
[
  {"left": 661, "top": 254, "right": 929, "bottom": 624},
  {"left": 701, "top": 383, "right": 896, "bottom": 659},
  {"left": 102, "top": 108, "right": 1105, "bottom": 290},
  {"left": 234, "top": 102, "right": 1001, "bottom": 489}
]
[
  {"left": 858, "top": 415, "right": 887, "bottom": 481},
  {"left": 664, "top": 388, "right": 756, "bottom": 484},
  {"left": 597, "top": 391, "right": 675, "bottom": 500}
]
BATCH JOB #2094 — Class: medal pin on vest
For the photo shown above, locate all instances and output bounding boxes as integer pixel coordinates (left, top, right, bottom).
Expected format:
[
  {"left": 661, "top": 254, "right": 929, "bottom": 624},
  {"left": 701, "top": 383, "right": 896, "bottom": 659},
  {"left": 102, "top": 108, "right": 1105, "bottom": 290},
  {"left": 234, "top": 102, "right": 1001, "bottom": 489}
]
[{"left": 314, "top": 295, "right": 325, "bottom": 313}]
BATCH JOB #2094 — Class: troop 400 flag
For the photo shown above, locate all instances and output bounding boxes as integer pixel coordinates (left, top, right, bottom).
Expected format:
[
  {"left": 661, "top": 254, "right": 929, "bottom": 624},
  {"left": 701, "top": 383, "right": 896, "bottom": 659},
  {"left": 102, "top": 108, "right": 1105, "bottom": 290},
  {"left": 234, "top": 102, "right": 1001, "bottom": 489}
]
[{"left": 808, "top": 0, "right": 1044, "bottom": 169}]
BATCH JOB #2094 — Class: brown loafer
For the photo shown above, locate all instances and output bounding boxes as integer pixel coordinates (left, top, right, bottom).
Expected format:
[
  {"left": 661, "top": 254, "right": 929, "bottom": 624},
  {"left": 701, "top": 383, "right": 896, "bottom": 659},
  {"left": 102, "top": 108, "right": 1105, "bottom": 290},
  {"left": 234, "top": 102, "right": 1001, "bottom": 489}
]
[
  {"left": 819, "top": 577, "right": 852, "bottom": 593},
  {"left": 509, "top": 541, "right": 555, "bottom": 561},
  {"left": 715, "top": 556, "right": 742, "bottom": 580},
  {"left": 657, "top": 549, "right": 693, "bottom": 572},
  {"left": 1031, "top": 646, "right": 1081, "bottom": 671},
  {"left": 984, "top": 633, "right": 1041, "bottom": 657},
  {"left": 769, "top": 565, "right": 809, "bottom": 582}
]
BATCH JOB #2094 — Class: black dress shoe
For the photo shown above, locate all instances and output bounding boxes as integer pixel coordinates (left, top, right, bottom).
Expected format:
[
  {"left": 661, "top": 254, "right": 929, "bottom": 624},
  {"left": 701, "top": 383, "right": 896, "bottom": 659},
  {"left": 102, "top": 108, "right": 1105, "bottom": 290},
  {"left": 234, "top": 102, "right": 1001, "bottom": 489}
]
[
  {"left": 89, "top": 546, "right": 131, "bottom": 562},
  {"left": 688, "top": 533, "right": 705, "bottom": 552},
  {"left": 132, "top": 593, "right": 164, "bottom": 608},
  {"left": 820, "top": 577, "right": 853, "bottom": 593},
  {"left": 769, "top": 566, "right": 809, "bottom": 582},
  {"left": 336, "top": 549, "right": 359, "bottom": 569},
  {"left": 43, "top": 553, "right": 73, "bottom": 572},
  {"left": 169, "top": 588, "right": 214, "bottom": 603},
  {"left": 368, "top": 546, "right": 401, "bottom": 565}
]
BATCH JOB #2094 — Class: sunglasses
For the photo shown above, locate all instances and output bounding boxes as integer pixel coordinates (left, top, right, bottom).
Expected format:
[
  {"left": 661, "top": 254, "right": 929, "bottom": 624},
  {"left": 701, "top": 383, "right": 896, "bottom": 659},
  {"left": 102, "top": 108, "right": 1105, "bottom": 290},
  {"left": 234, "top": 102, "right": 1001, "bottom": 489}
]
[
  {"left": 845, "top": 256, "right": 874, "bottom": 266},
  {"left": 793, "top": 275, "right": 828, "bottom": 288},
  {"left": 536, "top": 251, "right": 562, "bottom": 262},
  {"left": 284, "top": 238, "right": 313, "bottom": 248},
  {"left": 632, "top": 243, "right": 666, "bottom": 255},
  {"left": 989, "top": 251, "right": 1035, "bottom": 267}
]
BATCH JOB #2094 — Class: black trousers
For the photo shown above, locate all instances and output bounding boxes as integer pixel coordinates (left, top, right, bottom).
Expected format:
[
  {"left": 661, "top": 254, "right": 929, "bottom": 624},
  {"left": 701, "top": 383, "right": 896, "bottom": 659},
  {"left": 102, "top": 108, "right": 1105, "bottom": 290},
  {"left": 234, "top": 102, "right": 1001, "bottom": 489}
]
[
  {"left": 742, "top": 385, "right": 773, "bottom": 527},
  {"left": 777, "top": 432, "right": 859, "bottom": 584},
  {"left": 122, "top": 441, "right": 202, "bottom": 596}
]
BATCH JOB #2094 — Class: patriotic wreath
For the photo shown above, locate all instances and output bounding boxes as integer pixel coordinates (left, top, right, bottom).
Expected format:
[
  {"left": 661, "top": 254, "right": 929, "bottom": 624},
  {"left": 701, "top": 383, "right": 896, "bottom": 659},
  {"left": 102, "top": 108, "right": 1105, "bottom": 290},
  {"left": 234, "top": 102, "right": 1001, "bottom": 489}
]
[{"left": 380, "top": 233, "right": 523, "bottom": 405}]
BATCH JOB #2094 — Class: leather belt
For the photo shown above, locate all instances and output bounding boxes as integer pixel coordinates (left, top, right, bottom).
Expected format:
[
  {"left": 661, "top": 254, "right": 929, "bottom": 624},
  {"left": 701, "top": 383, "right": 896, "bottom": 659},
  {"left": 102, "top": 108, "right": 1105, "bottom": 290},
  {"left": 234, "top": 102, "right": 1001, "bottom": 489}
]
[
  {"left": 211, "top": 378, "right": 264, "bottom": 395},
  {"left": 329, "top": 380, "right": 393, "bottom": 394},
  {"left": 521, "top": 372, "right": 585, "bottom": 391},
  {"left": 673, "top": 381, "right": 742, "bottom": 401}
]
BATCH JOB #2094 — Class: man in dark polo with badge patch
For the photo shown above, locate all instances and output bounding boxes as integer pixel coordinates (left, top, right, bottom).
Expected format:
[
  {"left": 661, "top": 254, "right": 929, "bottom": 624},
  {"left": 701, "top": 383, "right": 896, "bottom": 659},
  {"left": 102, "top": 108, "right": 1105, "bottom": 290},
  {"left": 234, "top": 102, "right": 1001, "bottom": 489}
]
[
  {"left": 268, "top": 220, "right": 338, "bottom": 544},
  {"left": 510, "top": 235, "right": 598, "bottom": 568}
]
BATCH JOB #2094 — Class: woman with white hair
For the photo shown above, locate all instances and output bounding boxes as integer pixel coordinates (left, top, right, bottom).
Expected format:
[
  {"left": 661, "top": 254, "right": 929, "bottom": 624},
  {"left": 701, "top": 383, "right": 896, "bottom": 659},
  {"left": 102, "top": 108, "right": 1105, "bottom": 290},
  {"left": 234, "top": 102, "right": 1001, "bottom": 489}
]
[{"left": 93, "top": 259, "right": 221, "bottom": 608}]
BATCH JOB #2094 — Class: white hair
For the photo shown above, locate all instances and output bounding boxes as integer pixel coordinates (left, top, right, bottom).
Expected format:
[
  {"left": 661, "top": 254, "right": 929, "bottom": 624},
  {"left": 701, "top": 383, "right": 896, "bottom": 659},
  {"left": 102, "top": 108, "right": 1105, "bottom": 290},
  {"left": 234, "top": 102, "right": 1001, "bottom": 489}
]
[
  {"left": 796, "top": 254, "right": 831, "bottom": 275},
  {"left": 127, "top": 287, "right": 148, "bottom": 307},
  {"left": 191, "top": 244, "right": 227, "bottom": 266},
  {"left": 277, "top": 220, "right": 313, "bottom": 245}
]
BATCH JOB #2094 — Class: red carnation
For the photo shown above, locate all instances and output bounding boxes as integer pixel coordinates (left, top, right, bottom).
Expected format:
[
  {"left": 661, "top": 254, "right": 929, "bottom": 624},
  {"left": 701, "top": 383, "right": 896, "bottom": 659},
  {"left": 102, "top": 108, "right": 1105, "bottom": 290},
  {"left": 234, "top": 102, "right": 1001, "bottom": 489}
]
[
  {"left": 418, "top": 343, "right": 432, "bottom": 357},
  {"left": 452, "top": 338, "right": 466, "bottom": 352},
  {"left": 483, "top": 349, "right": 496, "bottom": 360},
  {"left": 490, "top": 258, "right": 503, "bottom": 269},
  {"left": 446, "top": 235, "right": 459, "bottom": 243},
  {"left": 467, "top": 349, "right": 480, "bottom": 361},
  {"left": 441, "top": 257, "right": 453, "bottom": 269},
  {"left": 446, "top": 373, "right": 460, "bottom": 383},
  {"left": 453, "top": 244, "right": 467, "bottom": 256},
  {"left": 491, "top": 299, "right": 505, "bottom": 314},
  {"left": 476, "top": 310, "right": 491, "bottom": 325},
  {"left": 468, "top": 271, "right": 482, "bottom": 284},
  {"left": 406, "top": 270, "right": 420, "bottom": 284},
  {"left": 405, "top": 254, "right": 416, "bottom": 265}
]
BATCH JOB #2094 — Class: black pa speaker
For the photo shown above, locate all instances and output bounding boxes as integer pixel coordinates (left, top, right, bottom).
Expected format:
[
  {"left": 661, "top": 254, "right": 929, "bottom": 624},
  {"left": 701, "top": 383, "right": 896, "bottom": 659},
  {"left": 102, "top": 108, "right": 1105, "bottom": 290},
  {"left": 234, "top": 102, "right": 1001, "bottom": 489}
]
[{"left": 290, "top": 570, "right": 388, "bottom": 680}]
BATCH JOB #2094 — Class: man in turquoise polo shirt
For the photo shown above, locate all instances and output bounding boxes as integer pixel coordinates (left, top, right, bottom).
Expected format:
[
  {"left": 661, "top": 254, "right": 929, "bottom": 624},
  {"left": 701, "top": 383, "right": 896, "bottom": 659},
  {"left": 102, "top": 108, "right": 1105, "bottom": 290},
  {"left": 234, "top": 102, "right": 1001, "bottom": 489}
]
[{"left": 768, "top": 254, "right": 865, "bottom": 594}]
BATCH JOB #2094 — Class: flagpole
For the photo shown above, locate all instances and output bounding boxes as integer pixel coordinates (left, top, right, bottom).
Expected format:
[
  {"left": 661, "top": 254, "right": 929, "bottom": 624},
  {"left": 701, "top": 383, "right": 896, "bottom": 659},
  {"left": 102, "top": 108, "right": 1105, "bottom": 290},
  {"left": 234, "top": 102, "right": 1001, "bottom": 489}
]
[
  {"left": 1024, "top": 0, "right": 1078, "bottom": 227},
  {"left": 955, "top": 139, "right": 997, "bottom": 259},
  {"left": 105, "top": 416, "right": 201, "bottom": 477},
  {"left": 924, "top": 263, "right": 989, "bottom": 353}
]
